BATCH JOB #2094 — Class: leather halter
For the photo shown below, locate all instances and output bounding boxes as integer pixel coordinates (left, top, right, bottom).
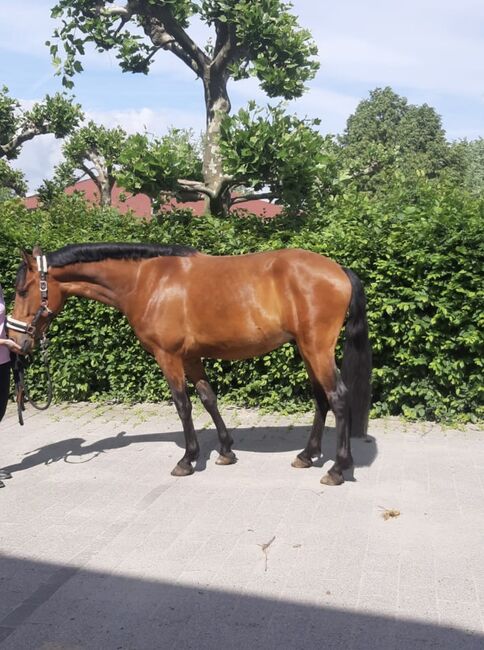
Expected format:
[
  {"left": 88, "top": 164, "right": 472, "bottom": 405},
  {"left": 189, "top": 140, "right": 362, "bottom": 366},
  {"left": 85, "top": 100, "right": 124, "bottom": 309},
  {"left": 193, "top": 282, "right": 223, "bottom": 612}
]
[{"left": 7, "top": 253, "right": 53, "bottom": 338}]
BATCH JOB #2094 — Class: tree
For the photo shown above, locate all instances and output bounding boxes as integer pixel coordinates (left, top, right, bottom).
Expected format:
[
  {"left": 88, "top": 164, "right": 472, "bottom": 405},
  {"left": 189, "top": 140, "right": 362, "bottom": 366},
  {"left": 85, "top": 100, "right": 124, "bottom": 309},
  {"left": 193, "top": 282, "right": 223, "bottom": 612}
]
[
  {"left": 0, "top": 86, "right": 82, "bottom": 197},
  {"left": 38, "top": 121, "right": 128, "bottom": 206},
  {"left": 451, "top": 138, "right": 484, "bottom": 197},
  {"left": 49, "top": 0, "right": 319, "bottom": 215},
  {"left": 338, "top": 87, "right": 456, "bottom": 190}
]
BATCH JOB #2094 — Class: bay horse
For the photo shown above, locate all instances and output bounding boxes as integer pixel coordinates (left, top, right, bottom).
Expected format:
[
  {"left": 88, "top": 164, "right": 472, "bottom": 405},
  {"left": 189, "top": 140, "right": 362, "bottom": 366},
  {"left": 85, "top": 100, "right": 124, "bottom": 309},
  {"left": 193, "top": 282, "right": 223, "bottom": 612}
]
[{"left": 7, "top": 243, "right": 371, "bottom": 486}]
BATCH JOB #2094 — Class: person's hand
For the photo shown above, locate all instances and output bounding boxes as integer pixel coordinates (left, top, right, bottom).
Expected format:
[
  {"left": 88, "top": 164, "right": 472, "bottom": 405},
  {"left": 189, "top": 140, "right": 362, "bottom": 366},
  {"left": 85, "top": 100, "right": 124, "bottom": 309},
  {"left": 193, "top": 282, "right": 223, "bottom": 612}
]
[{"left": 0, "top": 338, "right": 21, "bottom": 352}]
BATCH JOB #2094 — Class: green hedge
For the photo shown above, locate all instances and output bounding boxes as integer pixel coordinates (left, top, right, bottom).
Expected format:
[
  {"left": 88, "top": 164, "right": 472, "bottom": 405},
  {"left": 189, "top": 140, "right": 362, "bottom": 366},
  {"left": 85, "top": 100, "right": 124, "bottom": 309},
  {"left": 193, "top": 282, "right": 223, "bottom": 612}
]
[{"left": 0, "top": 182, "right": 482, "bottom": 423}]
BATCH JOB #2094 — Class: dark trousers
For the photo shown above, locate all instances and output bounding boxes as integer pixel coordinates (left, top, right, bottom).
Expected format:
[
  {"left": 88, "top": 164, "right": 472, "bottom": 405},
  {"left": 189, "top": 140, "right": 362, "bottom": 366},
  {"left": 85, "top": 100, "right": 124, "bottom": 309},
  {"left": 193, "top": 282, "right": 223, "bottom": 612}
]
[{"left": 0, "top": 361, "right": 10, "bottom": 422}]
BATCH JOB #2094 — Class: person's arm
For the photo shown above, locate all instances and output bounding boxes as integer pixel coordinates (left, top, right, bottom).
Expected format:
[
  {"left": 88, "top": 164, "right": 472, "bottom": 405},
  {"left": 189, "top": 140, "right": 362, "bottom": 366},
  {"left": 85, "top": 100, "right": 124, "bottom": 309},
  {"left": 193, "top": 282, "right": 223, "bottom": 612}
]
[
  {"left": 0, "top": 285, "right": 21, "bottom": 352},
  {"left": 0, "top": 338, "right": 21, "bottom": 352}
]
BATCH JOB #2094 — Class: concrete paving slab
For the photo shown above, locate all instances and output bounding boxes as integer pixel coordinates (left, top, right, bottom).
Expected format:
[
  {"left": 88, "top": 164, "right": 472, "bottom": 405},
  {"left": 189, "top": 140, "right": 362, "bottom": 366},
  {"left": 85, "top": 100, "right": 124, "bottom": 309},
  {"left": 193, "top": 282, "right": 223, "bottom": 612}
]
[{"left": 0, "top": 402, "right": 483, "bottom": 649}]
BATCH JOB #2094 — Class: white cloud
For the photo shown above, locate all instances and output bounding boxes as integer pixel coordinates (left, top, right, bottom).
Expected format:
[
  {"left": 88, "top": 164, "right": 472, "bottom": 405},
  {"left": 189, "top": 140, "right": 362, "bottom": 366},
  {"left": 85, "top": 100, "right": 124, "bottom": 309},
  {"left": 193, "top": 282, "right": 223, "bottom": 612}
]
[
  {"left": 0, "top": 2, "right": 54, "bottom": 58},
  {"left": 297, "top": 0, "right": 484, "bottom": 98},
  {"left": 10, "top": 134, "right": 63, "bottom": 194},
  {"left": 228, "top": 78, "right": 359, "bottom": 135},
  {"left": 287, "top": 87, "right": 360, "bottom": 134},
  {"left": 86, "top": 107, "right": 205, "bottom": 137}
]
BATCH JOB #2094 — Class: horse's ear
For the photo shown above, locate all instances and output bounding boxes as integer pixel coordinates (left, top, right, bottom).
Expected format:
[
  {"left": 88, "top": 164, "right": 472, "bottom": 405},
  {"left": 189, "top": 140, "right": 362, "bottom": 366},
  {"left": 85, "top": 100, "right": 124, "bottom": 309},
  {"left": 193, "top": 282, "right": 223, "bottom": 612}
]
[
  {"left": 32, "top": 245, "right": 42, "bottom": 257},
  {"left": 20, "top": 249, "right": 34, "bottom": 270}
]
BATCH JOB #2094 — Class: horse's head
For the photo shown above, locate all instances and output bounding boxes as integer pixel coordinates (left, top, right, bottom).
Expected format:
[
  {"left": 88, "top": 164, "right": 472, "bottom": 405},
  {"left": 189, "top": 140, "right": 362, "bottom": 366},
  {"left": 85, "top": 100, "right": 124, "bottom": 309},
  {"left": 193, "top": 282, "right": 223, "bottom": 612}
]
[{"left": 7, "top": 246, "right": 65, "bottom": 354}]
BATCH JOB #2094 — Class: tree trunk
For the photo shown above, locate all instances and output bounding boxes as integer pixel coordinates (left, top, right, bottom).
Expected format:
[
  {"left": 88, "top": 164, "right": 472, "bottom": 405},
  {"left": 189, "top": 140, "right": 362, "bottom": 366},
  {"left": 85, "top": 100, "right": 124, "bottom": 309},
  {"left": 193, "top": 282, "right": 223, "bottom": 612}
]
[
  {"left": 90, "top": 152, "right": 112, "bottom": 207},
  {"left": 97, "top": 174, "right": 112, "bottom": 207},
  {"left": 202, "top": 71, "right": 231, "bottom": 217}
]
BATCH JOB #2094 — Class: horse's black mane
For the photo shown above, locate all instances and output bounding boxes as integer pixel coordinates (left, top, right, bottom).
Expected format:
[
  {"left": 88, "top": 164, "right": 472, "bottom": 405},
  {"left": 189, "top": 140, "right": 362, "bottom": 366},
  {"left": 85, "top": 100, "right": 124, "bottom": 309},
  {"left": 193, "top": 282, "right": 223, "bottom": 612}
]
[{"left": 46, "top": 242, "right": 197, "bottom": 267}]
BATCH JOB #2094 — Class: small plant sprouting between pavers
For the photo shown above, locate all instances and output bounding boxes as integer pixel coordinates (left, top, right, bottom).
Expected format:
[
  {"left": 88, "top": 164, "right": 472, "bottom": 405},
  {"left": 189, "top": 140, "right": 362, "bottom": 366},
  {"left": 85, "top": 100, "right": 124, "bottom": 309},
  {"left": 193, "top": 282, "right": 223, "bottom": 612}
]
[{"left": 258, "top": 536, "right": 276, "bottom": 572}]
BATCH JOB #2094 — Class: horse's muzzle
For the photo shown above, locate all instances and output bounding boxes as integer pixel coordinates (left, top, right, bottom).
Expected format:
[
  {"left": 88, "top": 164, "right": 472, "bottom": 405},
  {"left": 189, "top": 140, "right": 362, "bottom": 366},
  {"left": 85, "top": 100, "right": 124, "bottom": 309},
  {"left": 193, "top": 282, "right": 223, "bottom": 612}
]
[
  {"left": 20, "top": 338, "right": 33, "bottom": 355},
  {"left": 8, "top": 334, "right": 34, "bottom": 356}
]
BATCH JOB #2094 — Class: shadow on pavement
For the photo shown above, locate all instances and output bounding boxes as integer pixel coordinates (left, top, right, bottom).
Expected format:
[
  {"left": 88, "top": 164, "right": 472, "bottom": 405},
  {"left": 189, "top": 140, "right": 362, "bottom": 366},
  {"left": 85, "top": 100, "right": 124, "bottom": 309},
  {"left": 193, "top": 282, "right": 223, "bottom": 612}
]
[
  {"left": 2, "top": 423, "right": 377, "bottom": 477},
  {"left": 0, "top": 553, "right": 481, "bottom": 649}
]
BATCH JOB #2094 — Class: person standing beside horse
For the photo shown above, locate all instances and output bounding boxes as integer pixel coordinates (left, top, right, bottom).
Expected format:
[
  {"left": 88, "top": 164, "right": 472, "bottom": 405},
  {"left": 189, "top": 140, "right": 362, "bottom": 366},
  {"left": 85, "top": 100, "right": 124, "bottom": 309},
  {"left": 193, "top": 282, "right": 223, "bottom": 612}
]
[{"left": 0, "top": 282, "right": 21, "bottom": 487}]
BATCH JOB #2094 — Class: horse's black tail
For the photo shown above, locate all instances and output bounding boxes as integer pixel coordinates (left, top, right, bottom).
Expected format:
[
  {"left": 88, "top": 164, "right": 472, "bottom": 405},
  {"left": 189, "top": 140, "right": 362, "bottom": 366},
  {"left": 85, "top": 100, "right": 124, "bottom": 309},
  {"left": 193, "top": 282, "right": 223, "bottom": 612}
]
[{"left": 341, "top": 268, "right": 372, "bottom": 437}]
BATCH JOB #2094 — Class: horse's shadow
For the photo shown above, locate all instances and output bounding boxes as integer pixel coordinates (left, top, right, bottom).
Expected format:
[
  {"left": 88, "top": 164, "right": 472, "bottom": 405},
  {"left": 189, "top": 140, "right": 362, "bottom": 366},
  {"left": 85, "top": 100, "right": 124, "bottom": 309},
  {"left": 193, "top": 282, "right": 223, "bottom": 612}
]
[{"left": 2, "top": 424, "right": 377, "bottom": 477}]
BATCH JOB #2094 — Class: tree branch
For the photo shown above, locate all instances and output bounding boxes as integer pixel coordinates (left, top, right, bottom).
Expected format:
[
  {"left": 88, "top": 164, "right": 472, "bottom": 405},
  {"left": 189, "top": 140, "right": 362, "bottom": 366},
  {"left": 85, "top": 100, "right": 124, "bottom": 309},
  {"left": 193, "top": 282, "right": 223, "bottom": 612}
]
[
  {"left": 138, "top": 2, "right": 210, "bottom": 76},
  {"left": 177, "top": 178, "right": 215, "bottom": 198},
  {"left": 0, "top": 126, "right": 47, "bottom": 159},
  {"left": 231, "top": 192, "right": 277, "bottom": 205},
  {"left": 99, "top": 5, "right": 131, "bottom": 18},
  {"left": 212, "top": 22, "right": 241, "bottom": 72},
  {"left": 80, "top": 162, "right": 99, "bottom": 186},
  {"left": 138, "top": 17, "right": 200, "bottom": 74}
]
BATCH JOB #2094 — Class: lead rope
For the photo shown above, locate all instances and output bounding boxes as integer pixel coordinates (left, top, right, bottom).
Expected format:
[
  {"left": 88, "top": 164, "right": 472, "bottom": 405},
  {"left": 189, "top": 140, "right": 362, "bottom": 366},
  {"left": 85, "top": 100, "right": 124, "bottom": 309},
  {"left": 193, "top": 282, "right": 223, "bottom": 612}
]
[
  {"left": 12, "top": 335, "right": 53, "bottom": 426},
  {"left": 12, "top": 354, "right": 26, "bottom": 426}
]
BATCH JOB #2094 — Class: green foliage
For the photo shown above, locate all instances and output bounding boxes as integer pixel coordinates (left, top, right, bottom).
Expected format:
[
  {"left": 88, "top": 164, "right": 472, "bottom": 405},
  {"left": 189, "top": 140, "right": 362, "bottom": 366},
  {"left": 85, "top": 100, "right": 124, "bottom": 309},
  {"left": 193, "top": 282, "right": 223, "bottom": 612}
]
[
  {"left": 338, "top": 87, "right": 458, "bottom": 191},
  {"left": 37, "top": 121, "right": 128, "bottom": 203},
  {"left": 0, "top": 159, "right": 27, "bottom": 197},
  {"left": 50, "top": 1, "right": 197, "bottom": 84},
  {"left": 0, "top": 180, "right": 482, "bottom": 423},
  {"left": 37, "top": 162, "right": 79, "bottom": 205},
  {"left": 116, "top": 128, "right": 203, "bottom": 206},
  {"left": 50, "top": 1, "right": 318, "bottom": 96},
  {"left": 202, "top": 0, "right": 319, "bottom": 97},
  {"left": 62, "top": 121, "right": 127, "bottom": 168},
  {"left": 311, "top": 180, "right": 483, "bottom": 423},
  {"left": 0, "top": 87, "right": 18, "bottom": 149},
  {"left": 452, "top": 137, "right": 484, "bottom": 197},
  {"left": 220, "top": 102, "right": 336, "bottom": 211},
  {"left": 0, "top": 86, "right": 82, "bottom": 196},
  {"left": 24, "top": 93, "right": 83, "bottom": 140},
  {"left": 114, "top": 106, "right": 335, "bottom": 213}
]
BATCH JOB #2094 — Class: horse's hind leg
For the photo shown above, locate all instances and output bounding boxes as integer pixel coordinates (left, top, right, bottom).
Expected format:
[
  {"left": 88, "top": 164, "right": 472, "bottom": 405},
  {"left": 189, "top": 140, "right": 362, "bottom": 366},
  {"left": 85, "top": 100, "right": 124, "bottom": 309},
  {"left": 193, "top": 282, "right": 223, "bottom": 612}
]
[
  {"left": 318, "top": 374, "right": 353, "bottom": 486},
  {"left": 291, "top": 401, "right": 328, "bottom": 468},
  {"left": 184, "top": 358, "right": 237, "bottom": 466},
  {"left": 156, "top": 352, "right": 200, "bottom": 477},
  {"left": 298, "top": 344, "right": 353, "bottom": 485}
]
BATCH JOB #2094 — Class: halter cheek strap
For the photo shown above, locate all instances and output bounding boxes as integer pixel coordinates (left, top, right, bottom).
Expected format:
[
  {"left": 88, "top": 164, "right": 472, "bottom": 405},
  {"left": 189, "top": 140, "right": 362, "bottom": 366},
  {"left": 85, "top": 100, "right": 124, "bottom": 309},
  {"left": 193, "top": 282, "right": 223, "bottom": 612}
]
[
  {"left": 6, "top": 253, "right": 53, "bottom": 337},
  {"left": 35, "top": 255, "right": 50, "bottom": 308}
]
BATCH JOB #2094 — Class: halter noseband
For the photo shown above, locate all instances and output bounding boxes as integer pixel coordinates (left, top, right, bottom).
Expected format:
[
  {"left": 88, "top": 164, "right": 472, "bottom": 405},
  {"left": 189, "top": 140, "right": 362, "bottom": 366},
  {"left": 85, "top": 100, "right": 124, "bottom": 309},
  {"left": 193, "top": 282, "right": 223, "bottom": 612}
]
[{"left": 7, "top": 253, "right": 53, "bottom": 338}]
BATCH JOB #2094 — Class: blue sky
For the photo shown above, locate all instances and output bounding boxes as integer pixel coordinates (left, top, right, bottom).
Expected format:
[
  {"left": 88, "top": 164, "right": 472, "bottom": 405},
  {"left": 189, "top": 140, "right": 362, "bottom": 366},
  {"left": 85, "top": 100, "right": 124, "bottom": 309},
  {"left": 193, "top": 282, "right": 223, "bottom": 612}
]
[{"left": 1, "top": 0, "right": 483, "bottom": 191}]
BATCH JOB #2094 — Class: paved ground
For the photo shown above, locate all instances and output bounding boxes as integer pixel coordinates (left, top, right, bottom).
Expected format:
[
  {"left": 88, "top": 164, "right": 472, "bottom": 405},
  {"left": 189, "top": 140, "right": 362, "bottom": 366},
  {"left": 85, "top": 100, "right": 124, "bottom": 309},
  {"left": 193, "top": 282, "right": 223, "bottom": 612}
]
[{"left": 0, "top": 400, "right": 483, "bottom": 649}]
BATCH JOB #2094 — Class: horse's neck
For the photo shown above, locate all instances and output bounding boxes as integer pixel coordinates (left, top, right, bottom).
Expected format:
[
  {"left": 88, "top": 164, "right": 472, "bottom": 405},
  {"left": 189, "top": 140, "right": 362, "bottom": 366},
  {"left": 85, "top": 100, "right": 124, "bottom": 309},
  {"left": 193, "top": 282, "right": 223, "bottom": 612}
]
[{"left": 52, "top": 260, "right": 137, "bottom": 311}]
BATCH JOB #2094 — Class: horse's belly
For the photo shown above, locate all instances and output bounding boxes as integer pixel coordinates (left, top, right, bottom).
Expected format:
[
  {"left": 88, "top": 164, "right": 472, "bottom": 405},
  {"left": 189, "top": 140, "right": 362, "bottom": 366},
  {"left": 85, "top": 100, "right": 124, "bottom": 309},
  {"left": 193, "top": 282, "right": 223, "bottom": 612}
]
[{"left": 192, "top": 330, "right": 293, "bottom": 360}]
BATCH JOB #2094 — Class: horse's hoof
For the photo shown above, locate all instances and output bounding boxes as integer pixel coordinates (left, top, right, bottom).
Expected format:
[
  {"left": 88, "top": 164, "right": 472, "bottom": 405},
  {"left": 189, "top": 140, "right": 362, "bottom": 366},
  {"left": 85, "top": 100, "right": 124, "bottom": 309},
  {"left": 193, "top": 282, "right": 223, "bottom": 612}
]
[
  {"left": 171, "top": 463, "right": 194, "bottom": 477},
  {"left": 215, "top": 453, "right": 237, "bottom": 466},
  {"left": 291, "top": 456, "right": 312, "bottom": 469},
  {"left": 320, "top": 471, "right": 344, "bottom": 486},
  {"left": 0, "top": 470, "right": 12, "bottom": 480}
]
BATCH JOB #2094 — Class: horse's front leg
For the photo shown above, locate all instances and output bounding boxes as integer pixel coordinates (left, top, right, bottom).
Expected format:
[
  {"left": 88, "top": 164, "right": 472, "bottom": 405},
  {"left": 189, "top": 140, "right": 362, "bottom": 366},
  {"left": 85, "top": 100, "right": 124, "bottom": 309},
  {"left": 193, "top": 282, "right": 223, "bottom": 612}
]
[
  {"left": 184, "top": 358, "right": 237, "bottom": 466},
  {"left": 155, "top": 351, "right": 199, "bottom": 477}
]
